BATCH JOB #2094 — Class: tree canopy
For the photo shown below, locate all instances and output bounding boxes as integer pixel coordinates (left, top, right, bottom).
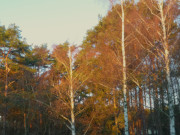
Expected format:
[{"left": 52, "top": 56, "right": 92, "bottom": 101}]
[{"left": 0, "top": 0, "right": 179, "bottom": 135}]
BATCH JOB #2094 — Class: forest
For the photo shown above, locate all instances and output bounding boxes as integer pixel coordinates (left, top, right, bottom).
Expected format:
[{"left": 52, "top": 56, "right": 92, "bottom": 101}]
[{"left": 0, "top": 0, "right": 179, "bottom": 135}]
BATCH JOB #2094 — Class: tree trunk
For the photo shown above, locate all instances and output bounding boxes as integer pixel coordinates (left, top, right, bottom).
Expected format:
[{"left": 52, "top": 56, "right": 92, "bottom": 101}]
[
  {"left": 69, "top": 46, "right": 76, "bottom": 135},
  {"left": 121, "top": 1, "right": 129, "bottom": 135},
  {"left": 159, "top": 1, "right": 176, "bottom": 134},
  {"left": 139, "top": 87, "right": 146, "bottom": 135},
  {"left": 24, "top": 113, "right": 28, "bottom": 135}
]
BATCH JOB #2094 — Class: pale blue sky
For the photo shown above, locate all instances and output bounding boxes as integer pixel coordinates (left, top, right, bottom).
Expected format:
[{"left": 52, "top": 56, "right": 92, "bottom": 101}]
[{"left": 0, "top": 0, "right": 109, "bottom": 48}]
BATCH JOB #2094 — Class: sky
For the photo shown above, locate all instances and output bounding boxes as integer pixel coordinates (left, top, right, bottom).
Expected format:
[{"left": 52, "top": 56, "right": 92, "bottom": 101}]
[{"left": 0, "top": 0, "right": 109, "bottom": 49}]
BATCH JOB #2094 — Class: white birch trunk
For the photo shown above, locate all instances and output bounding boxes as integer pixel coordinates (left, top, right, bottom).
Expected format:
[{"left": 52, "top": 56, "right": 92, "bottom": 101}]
[
  {"left": 121, "top": 0, "right": 129, "bottom": 135},
  {"left": 69, "top": 46, "right": 76, "bottom": 135},
  {"left": 159, "top": 0, "right": 176, "bottom": 134}
]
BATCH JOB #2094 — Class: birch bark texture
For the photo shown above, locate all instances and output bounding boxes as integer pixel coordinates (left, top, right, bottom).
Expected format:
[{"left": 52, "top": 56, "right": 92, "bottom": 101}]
[
  {"left": 69, "top": 46, "right": 76, "bottom": 135},
  {"left": 121, "top": 0, "right": 129, "bottom": 135}
]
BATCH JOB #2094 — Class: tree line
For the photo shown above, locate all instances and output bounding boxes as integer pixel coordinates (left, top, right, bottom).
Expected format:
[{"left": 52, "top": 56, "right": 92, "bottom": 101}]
[{"left": 0, "top": 0, "right": 179, "bottom": 135}]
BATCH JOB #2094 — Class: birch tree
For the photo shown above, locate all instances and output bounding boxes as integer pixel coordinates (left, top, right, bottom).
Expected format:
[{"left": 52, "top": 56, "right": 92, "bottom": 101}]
[
  {"left": 110, "top": 0, "right": 129, "bottom": 134},
  {"left": 52, "top": 43, "right": 95, "bottom": 135},
  {"left": 141, "top": 0, "right": 179, "bottom": 134},
  {"left": 52, "top": 44, "right": 76, "bottom": 135},
  {"left": 121, "top": 1, "right": 129, "bottom": 134},
  {"left": 158, "top": 0, "right": 176, "bottom": 134}
]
